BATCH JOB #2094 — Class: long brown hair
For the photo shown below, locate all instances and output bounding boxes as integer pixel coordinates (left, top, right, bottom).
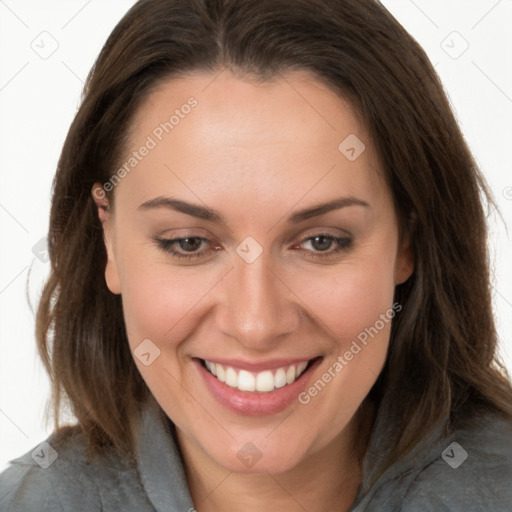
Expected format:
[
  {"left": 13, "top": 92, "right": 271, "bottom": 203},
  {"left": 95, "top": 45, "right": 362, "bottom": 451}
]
[{"left": 37, "top": 0, "right": 512, "bottom": 474}]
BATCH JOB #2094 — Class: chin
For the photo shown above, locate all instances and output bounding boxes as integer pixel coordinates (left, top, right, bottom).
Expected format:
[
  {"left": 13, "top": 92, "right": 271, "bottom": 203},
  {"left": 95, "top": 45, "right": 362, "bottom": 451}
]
[{"left": 208, "top": 433, "right": 315, "bottom": 475}]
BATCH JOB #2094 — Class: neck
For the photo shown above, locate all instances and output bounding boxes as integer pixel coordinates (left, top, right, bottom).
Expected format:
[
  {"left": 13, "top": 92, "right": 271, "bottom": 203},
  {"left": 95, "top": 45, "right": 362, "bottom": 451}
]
[{"left": 177, "top": 406, "right": 374, "bottom": 512}]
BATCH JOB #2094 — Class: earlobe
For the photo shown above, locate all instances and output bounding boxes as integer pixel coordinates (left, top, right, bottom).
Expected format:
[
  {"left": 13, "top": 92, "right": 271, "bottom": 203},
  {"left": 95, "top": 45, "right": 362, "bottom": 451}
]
[
  {"left": 91, "top": 183, "right": 121, "bottom": 295},
  {"left": 104, "top": 259, "right": 122, "bottom": 295}
]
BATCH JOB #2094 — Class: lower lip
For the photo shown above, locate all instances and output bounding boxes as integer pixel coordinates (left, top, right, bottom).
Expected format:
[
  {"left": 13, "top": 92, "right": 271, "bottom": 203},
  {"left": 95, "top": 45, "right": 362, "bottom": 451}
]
[{"left": 194, "top": 357, "right": 322, "bottom": 416}]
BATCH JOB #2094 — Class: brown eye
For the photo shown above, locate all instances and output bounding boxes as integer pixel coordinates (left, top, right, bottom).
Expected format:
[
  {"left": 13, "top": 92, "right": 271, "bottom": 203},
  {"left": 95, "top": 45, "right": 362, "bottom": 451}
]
[
  {"left": 298, "top": 234, "right": 352, "bottom": 258},
  {"left": 309, "top": 235, "right": 335, "bottom": 251},
  {"left": 153, "top": 235, "right": 213, "bottom": 260},
  {"left": 177, "top": 237, "right": 203, "bottom": 252}
]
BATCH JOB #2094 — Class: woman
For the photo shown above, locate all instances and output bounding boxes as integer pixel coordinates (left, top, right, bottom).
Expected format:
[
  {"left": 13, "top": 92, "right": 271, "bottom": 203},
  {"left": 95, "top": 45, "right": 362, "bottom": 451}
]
[{"left": 1, "top": 0, "right": 511, "bottom": 510}]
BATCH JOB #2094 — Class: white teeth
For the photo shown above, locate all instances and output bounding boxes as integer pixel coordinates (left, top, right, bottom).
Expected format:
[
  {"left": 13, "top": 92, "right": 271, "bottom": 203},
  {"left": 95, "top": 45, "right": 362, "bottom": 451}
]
[
  {"left": 238, "top": 370, "right": 255, "bottom": 391},
  {"left": 216, "top": 364, "right": 226, "bottom": 383},
  {"left": 274, "top": 368, "right": 287, "bottom": 388},
  {"left": 286, "top": 365, "right": 296, "bottom": 384},
  {"left": 203, "top": 359, "right": 312, "bottom": 393},
  {"left": 256, "top": 371, "right": 275, "bottom": 392},
  {"left": 296, "top": 361, "right": 308, "bottom": 376},
  {"left": 225, "top": 367, "right": 238, "bottom": 387}
]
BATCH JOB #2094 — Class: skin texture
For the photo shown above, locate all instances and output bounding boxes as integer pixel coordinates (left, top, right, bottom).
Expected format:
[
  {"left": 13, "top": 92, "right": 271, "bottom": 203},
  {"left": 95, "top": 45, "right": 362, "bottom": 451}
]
[{"left": 92, "top": 70, "right": 413, "bottom": 512}]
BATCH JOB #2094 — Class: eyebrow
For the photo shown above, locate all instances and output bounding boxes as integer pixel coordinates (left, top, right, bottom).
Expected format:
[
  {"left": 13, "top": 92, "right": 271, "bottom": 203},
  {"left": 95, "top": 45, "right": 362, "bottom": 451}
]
[{"left": 138, "top": 195, "right": 370, "bottom": 224}]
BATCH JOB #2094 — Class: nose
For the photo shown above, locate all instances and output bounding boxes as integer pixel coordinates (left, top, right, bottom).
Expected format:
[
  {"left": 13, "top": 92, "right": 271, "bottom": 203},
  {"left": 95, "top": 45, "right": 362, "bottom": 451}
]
[{"left": 215, "top": 254, "right": 300, "bottom": 351}]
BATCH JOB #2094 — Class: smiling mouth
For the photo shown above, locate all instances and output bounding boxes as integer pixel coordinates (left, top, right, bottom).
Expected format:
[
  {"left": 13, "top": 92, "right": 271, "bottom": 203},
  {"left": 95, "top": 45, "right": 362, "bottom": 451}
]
[{"left": 199, "top": 357, "right": 321, "bottom": 393}]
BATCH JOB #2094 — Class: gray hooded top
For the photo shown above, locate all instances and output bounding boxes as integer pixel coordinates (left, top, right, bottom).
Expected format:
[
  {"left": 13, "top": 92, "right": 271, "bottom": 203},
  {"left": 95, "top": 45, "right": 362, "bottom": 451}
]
[{"left": 1, "top": 391, "right": 511, "bottom": 511}]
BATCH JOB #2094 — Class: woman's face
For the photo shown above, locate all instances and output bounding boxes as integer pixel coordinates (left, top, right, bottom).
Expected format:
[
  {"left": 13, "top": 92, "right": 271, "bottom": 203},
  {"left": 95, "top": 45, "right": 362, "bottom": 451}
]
[{"left": 94, "top": 70, "right": 413, "bottom": 474}]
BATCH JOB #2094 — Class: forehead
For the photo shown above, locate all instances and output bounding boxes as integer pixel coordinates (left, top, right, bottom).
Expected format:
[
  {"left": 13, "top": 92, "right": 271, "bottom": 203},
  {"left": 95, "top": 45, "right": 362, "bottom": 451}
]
[{"left": 115, "top": 70, "right": 387, "bottom": 215}]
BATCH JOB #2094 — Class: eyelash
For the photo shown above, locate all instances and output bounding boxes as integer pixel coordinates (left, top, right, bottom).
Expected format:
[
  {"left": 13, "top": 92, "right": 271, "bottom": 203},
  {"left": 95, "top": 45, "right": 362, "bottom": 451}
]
[{"left": 153, "top": 233, "right": 352, "bottom": 261}]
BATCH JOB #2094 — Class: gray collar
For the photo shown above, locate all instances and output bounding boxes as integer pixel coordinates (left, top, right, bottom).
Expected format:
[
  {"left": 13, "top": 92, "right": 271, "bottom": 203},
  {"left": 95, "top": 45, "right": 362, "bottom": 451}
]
[
  {"left": 135, "top": 397, "right": 195, "bottom": 511},
  {"left": 134, "top": 392, "right": 448, "bottom": 511}
]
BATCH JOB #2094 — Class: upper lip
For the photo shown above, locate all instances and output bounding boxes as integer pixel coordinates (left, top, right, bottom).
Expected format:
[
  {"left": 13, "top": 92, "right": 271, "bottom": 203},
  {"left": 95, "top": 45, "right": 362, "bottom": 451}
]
[{"left": 196, "top": 356, "right": 320, "bottom": 372}]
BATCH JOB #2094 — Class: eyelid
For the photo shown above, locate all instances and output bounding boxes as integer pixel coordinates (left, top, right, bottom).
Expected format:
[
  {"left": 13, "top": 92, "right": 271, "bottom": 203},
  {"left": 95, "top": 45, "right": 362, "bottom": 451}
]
[
  {"left": 152, "top": 234, "right": 218, "bottom": 261},
  {"left": 292, "top": 232, "right": 353, "bottom": 257},
  {"left": 293, "top": 226, "right": 352, "bottom": 242}
]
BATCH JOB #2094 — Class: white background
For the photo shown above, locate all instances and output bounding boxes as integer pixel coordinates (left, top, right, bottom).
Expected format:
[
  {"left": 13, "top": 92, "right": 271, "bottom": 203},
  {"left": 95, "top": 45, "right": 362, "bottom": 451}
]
[{"left": 1, "top": 0, "right": 511, "bottom": 472}]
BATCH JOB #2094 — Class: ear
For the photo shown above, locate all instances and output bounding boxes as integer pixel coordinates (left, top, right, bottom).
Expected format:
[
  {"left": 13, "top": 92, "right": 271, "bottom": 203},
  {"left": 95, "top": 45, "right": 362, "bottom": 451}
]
[
  {"left": 92, "top": 183, "right": 121, "bottom": 294},
  {"left": 395, "top": 217, "right": 415, "bottom": 285}
]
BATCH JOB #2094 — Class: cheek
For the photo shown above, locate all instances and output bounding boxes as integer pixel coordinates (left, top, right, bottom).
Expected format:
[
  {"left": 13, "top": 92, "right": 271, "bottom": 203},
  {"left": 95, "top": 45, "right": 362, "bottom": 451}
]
[
  {"left": 285, "top": 248, "right": 397, "bottom": 415},
  {"left": 117, "top": 254, "right": 222, "bottom": 415},
  {"left": 115, "top": 240, "right": 216, "bottom": 354},
  {"left": 286, "top": 250, "right": 397, "bottom": 343},
  {"left": 289, "top": 270, "right": 396, "bottom": 436}
]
